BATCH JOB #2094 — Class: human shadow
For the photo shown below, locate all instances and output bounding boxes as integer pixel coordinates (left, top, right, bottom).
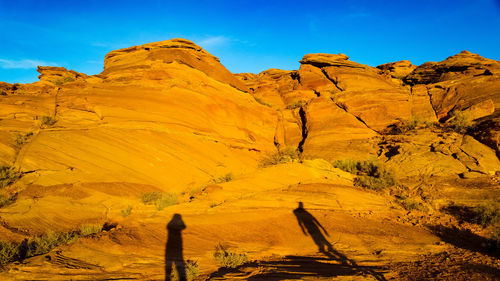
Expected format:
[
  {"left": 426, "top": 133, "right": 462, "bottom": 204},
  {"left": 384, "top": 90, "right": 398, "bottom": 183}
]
[
  {"left": 206, "top": 203, "right": 386, "bottom": 281},
  {"left": 293, "top": 202, "right": 386, "bottom": 281},
  {"left": 165, "top": 214, "right": 187, "bottom": 281},
  {"left": 293, "top": 202, "right": 350, "bottom": 264}
]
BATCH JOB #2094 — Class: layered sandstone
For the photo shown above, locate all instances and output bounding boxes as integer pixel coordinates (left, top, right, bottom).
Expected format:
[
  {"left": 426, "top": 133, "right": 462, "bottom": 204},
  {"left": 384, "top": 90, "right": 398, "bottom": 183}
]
[{"left": 0, "top": 39, "right": 499, "bottom": 280}]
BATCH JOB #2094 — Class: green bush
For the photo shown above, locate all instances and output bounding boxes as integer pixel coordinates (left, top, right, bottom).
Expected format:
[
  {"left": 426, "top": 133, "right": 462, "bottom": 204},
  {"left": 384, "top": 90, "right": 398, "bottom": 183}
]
[
  {"left": 141, "top": 191, "right": 162, "bottom": 204},
  {"left": 332, "top": 159, "right": 360, "bottom": 174},
  {"left": 396, "top": 197, "right": 426, "bottom": 211},
  {"left": 53, "top": 76, "right": 75, "bottom": 86},
  {"left": 213, "top": 173, "right": 233, "bottom": 184},
  {"left": 333, "top": 159, "right": 395, "bottom": 191},
  {"left": 0, "top": 194, "right": 16, "bottom": 208},
  {"left": 214, "top": 244, "right": 248, "bottom": 269},
  {"left": 121, "top": 206, "right": 133, "bottom": 217},
  {"left": 259, "top": 146, "right": 300, "bottom": 167},
  {"left": 448, "top": 111, "right": 475, "bottom": 134},
  {"left": 170, "top": 259, "right": 200, "bottom": 281},
  {"left": 141, "top": 191, "right": 178, "bottom": 210},
  {"left": 473, "top": 202, "right": 500, "bottom": 227},
  {"left": 0, "top": 166, "right": 21, "bottom": 188},
  {"left": 26, "top": 232, "right": 78, "bottom": 257},
  {"left": 155, "top": 193, "right": 178, "bottom": 210},
  {"left": 14, "top": 131, "right": 33, "bottom": 146},
  {"left": 79, "top": 224, "right": 102, "bottom": 236},
  {"left": 40, "top": 115, "right": 57, "bottom": 127},
  {"left": 0, "top": 241, "right": 19, "bottom": 264},
  {"left": 0, "top": 225, "right": 107, "bottom": 265}
]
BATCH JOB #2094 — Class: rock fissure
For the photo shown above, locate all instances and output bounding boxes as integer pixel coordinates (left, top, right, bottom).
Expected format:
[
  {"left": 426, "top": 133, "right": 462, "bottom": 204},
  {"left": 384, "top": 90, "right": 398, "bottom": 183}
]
[
  {"left": 297, "top": 106, "right": 308, "bottom": 153},
  {"left": 321, "top": 68, "right": 344, "bottom": 91}
]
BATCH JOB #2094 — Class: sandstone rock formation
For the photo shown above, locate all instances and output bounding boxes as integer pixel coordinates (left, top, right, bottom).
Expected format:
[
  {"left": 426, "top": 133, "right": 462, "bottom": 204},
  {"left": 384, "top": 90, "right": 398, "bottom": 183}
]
[{"left": 0, "top": 39, "right": 499, "bottom": 280}]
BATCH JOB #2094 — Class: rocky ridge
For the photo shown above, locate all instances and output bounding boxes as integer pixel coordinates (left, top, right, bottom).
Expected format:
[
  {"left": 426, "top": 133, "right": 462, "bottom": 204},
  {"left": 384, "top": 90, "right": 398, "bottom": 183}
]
[{"left": 0, "top": 39, "right": 498, "bottom": 280}]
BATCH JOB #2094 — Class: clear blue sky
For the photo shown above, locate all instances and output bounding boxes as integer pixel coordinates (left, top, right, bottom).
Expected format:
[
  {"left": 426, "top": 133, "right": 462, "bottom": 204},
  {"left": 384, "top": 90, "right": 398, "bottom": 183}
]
[{"left": 1, "top": 0, "right": 499, "bottom": 83}]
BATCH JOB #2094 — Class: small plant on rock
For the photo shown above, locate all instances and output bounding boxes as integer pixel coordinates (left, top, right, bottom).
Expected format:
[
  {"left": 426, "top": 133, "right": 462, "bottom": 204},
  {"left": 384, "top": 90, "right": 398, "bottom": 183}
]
[
  {"left": 14, "top": 131, "right": 33, "bottom": 146},
  {"left": 79, "top": 224, "right": 102, "bottom": 236},
  {"left": 0, "top": 166, "right": 21, "bottom": 188},
  {"left": 333, "top": 159, "right": 396, "bottom": 191},
  {"left": 213, "top": 173, "right": 233, "bottom": 184},
  {"left": 259, "top": 146, "right": 300, "bottom": 167},
  {"left": 213, "top": 243, "right": 248, "bottom": 269},
  {"left": 472, "top": 202, "right": 500, "bottom": 227},
  {"left": 121, "top": 206, "right": 133, "bottom": 217},
  {"left": 53, "top": 76, "right": 75, "bottom": 86},
  {"left": 0, "top": 193, "right": 16, "bottom": 208},
  {"left": 141, "top": 191, "right": 178, "bottom": 210},
  {"left": 448, "top": 111, "right": 475, "bottom": 134},
  {"left": 40, "top": 115, "right": 57, "bottom": 127}
]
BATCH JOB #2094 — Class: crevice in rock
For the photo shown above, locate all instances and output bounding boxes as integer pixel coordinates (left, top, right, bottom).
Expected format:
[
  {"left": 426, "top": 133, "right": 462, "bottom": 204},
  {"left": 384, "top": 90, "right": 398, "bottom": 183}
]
[
  {"left": 290, "top": 71, "right": 301, "bottom": 85},
  {"left": 313, "top": 90, "right": 320, "bottom": 97},
  {"left": 423, "top": 86, "right": 440, "bottom": 122},
  {"left": 330, "top": 97, "right": 378, "bottom": 134},
  {"left": 297, "top": 106, "right": 308, "bottom": 153},
  {"left": 321, "top": 68, "right": 343, "bottom": 91}
]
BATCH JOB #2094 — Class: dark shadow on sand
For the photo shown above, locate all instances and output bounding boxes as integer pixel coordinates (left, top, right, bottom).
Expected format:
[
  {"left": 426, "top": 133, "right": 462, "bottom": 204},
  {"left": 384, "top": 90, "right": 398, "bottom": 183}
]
[
  {"left": 165, "top": 214, "right": 187, "bottom": 281},
  {"left": 207, "top": 203, "right": 387, "bottom": 281}
]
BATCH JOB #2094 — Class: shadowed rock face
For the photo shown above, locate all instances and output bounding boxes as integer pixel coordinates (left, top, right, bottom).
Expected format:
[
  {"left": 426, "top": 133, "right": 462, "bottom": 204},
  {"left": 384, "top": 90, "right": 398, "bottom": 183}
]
[{"left": 0, "top": 39, "right": 499, "bottom": 280}]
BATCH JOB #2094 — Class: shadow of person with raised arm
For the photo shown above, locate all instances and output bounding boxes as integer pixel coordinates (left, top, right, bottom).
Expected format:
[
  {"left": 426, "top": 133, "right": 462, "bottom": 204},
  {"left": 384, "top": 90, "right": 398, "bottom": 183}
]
[
  {"left": 165, "top": 214, "right": 187, "bottom": 281},
  {"left": 293, "top": 202, "right": 386, "bottom": 281},
  {"left": 293, "top": 202, "right": 350, "bottom": 265}
]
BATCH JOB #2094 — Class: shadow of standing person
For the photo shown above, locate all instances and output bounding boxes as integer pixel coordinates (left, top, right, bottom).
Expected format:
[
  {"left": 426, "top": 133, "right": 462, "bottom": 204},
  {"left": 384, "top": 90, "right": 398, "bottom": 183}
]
[
  {"left": 165, "top": 214, "right": 187, "bottom": 281},
  {"left": 293, "top": 202, "right": 387, "bottom": 281},
  {"left": 293, "top": 202, "right": 350, "bottom": 265}
]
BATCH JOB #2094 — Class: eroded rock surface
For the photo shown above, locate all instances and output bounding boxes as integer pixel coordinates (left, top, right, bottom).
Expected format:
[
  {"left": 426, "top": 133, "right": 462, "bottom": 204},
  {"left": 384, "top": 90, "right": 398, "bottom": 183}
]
[{"left": 0, "top": 39, "right": 499, "bottom": 280}]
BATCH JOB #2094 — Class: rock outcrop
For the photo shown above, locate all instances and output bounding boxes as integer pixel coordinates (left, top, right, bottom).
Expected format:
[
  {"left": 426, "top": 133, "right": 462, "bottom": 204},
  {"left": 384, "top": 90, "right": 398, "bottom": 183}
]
[{"left": 0, "top": 39, "right": 499, "bottom": 280}]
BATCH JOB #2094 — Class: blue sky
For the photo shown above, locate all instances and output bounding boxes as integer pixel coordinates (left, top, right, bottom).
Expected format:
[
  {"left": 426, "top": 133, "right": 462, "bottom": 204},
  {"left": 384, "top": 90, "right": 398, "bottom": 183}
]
[{"left": 0, "top": 0, "right": 499, "bottom": 83}]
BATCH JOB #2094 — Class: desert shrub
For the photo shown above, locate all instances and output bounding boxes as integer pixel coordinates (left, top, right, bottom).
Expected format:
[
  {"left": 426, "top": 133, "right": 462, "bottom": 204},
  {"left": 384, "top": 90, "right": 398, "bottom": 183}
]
[
  {"left": 396, "top": 197, "right": 427, "bottom": 211},
  {"left": 333, "top": 159, "right": 395, "bottom": 191},
  {"left": 79, "top": 224, "right": 102, "bottom": 236},
  {"left": 185, "top": 260, "right": 200, "bottom": 280},
  {"left": 26, "top": 232, "right": 78, "bottom": 257},
  {"left": 332, "top": 159, "right": 359, "bottom": 174},
  {"left": 53, "top": 76, "right": 75, "bottom": 86},
  {"left": 285, "top": 100, "right": 304, "bottom": 110},
  {"left": 472, "top": 202, "right": 500, "bottom": 227},
  {"left": 155, "top": 193, "right": 178, "bottom": 210},
  {"left": 121, "top": 206, "right": 133, "bottom": 217},
  {"left": 40, "top": 115, "right": 57, "bottom": 127},
  {"left": 259, "top": 146, "right": 300, "bottom": 167},
  {"left": 0, "top": 194, "right": 16, "bottom": 208},
  {"left": 354, "top": 174, "right": 395, "bottom": 191},
  {"left": 0, "top": 241, "right": 19, "bottom": 264},
  {"left": 448, "top": 111, "right": 475, "bottom": 134},
  {"left": 170, "top": 259, "right": 200, "bottom": 281},
  {"left": 141, "top": 191, "right": 178, "bottom": 210},
  {"left": 0, "top": 166, "right": 21, "bottom": 188},
  {"left": 214, "top": 173, "right": 233, "bottom": 184},
  {"left": 141, "top": 191, "right": 162, "bottom": 204},
  {"left": 0, "top": 91, "right": 7, "bottom": 96},
  {"left": 213, "top": 244, "right": 248, "bottom": 268},
  {"left": 14, "top": 131, "right": 33, "bottom": 146}
]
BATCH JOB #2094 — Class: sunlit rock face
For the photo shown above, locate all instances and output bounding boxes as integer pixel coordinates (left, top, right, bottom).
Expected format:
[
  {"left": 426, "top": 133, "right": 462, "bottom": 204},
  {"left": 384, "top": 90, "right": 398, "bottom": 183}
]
[{"left": 0, "top": 39, "right": 499, "bottom": 280}]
